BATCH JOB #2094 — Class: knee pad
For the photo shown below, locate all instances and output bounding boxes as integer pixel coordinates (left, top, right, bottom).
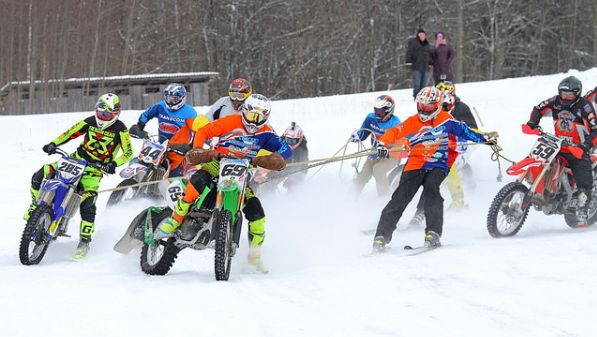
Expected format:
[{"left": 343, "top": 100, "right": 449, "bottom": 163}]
[
  {"left": 243, "top": 197, "right": 265, "bottom": 222},
  {"left": 80, "top": 192, "right": 97, "bottom": 223},
  {"left": 189, "top": 170, "right": 212, "bottom": 193},
  {"left": 248, "top": 217, "right": 266, "bottom": 248}
]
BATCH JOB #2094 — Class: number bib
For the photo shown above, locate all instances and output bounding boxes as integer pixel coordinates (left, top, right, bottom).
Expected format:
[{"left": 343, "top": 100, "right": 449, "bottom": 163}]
[{"left": 218, "top": 158, "right": 250, "bottom": 191}]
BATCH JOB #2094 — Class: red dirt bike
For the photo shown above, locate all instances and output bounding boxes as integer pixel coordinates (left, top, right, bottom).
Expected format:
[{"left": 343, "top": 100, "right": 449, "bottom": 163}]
[{"left": 486, "top": 125, "right": 597, "bottom": 237}]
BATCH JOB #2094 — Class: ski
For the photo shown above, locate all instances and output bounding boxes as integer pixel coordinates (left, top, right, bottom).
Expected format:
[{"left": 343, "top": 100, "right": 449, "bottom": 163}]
[{"left": 403, "top": 244, "right": 443, "bottom": 256}]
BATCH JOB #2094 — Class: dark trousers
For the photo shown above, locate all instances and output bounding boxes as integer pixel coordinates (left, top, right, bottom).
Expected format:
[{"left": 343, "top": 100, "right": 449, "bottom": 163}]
[
  {"left": 412, "top": 70, "right": 428, "bottom": 98},
  {"left": 561, "top": 153, "right": 593, "bottom": 201},
  {"left": 375, "top": 169, "right": 447, "bottom": 243}
]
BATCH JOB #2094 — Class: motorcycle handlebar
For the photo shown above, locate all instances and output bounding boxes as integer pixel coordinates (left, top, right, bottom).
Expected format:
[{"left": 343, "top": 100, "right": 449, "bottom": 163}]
[{"left": 52, "top": 148, "right": 108, "bottom": 173}]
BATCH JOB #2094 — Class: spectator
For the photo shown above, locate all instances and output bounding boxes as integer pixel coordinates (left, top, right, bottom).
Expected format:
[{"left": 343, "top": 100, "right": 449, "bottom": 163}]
[
  {"left": 431, "top": 31, "right": 455, "bottom": 84},
  {"left": 406, "top": 28, "right": 432, "bottom": 99}
]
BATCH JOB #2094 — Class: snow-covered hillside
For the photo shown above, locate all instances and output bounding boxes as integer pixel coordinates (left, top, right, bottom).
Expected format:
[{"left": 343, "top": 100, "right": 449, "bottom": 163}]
[{"left": 1, "top": 69, "right": 596, "bottom": 337}]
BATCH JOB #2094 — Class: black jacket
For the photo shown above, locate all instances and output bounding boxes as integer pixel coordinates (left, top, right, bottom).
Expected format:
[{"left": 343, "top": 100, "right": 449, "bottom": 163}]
[
  {"left": 406, "top": 37, "right": 432, "bottom": 71},
  {"left": 451, "top": 97, "right": 477, "bottom": 129}
]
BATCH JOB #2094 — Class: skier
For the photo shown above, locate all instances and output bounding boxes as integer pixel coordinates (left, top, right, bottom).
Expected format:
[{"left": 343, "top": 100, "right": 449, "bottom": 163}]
[
  {"left": 129, "top": 83, "right": 197, "bottom": 177},
  {"left": 408, "top": 82, "right": 480, "bottom": 226},
  {"left": 351, "top": 95, "right": 403, "bottom": 197},
  {"left": 524, "top": 76, "right": 596, "bottom": 227},
  {"left": 205, "top": 78, "right": 253, "bottom": 121},
  {"left": 25, "top": 93, "right": 133, "bottom": 259},
  {"left": 155, "top": 94, "right": 291, "bottom": 272},
  {"left": 372, "top": 87, "right": 488, "bottom": 251},
  {"left": 256, "top": 122, "right": 310, "bottom": 192}
]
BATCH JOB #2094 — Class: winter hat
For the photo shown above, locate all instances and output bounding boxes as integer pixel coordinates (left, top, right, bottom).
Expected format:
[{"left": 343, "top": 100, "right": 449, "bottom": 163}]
[
  {"left": 435, "top": 31, "right": 445, "bottom": 38},
  {"left": 417, "top": 28, "right": 426, "bottom": 34}
]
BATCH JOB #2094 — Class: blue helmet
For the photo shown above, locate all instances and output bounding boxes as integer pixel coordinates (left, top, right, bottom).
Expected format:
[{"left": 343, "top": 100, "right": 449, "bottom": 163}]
[{"left": 164, "top": 83, "right": 186, "bottom": 110}]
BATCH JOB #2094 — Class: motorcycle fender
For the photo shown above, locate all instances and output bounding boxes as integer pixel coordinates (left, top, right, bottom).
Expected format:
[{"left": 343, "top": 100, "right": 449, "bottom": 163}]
[
  {"left": 120, "top": 163, "right": 147, "bottom": 179},
  {"left": 506, "top": 157, "right": 542, "bottom": 176},
  {"left": 113, "top": 207, "right": 164, "bottom": 254}
]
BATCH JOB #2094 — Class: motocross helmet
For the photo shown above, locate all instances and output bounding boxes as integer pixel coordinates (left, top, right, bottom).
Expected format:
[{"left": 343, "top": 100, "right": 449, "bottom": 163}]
[
  {"left": 241, "top": 94, "right": 271, "bottom": 134},
  {"left": 164, "top": 83, "right": 187, "bottom": 110},
  {"left": 228, "top": 78, "right": 253, "bottom": 110},
  {"left": 558, "top": 76, "right": 582, "bottom": 106},
  {"left": 373, "top": 95, "right": 395, "bottom": 122},
  {"left": 442, "top": 91, "right": 455, "bottom": 112},
  {"left": 282, "top": 122, "right": 304, "bottom": 149},
  {"left": 416, "top": 87, "right": 443, "bottom": 122},
  {"left": 95, "top": 93, "right": 121, "bottom": 130},
  {"left": 435, "top": 81, "right": 455, "bottom": 95}
]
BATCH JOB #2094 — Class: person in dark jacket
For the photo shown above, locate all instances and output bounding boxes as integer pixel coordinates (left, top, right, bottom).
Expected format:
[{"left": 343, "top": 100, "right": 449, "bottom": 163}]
[
  {"left": 431, "top": 32, "right": 455, "bottom": 84},
  {"left": 406, "top": 28, "right": 432, "bottom": 99}
]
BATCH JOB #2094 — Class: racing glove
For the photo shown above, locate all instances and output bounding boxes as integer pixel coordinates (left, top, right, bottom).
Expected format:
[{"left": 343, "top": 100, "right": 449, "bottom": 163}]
[
  {"left": 129, "top": 124, "right": 148, "bottom": 139},
  {"left": 185, "top": 148, "right": 220, "bottom": 165},
  {"left": 350, "top": 133, "right": 361, "bottom": 143},
  {"left": 168, "top": 143, "right": 191, "bottom": 156},
  {"left": 252, "top": 153, "right": 286, "bottom": 171},
  {"left": 42, "top": 142, "right": 57, "bottom": 154},
  {"left": 104, "top": 161, "right": 117, "bottom": 174}
]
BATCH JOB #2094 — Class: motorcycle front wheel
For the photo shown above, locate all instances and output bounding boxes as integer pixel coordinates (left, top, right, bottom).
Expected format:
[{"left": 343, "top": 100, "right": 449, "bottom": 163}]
[
  {"left": 19, "top": 205, "right": 53, "bottom": 265},
  {"left": 214, "top": 210, "right": 233, "bottom": 281},
  {"left": 487, "top": 182, "right": 530, "bottom": 238}
]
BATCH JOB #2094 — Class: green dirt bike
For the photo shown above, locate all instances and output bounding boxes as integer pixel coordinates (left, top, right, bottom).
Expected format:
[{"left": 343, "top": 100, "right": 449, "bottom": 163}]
[{"left": 114, "top": 156, "right": 252, "bottom": 281}]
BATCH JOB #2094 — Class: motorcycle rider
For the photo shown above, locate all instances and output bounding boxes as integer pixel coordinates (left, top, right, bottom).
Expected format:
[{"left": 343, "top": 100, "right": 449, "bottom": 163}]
[
  {"left": 372, "top": 86, "right": 488, "bottom": 251},
  {"left": 129, "top": 83, "right": 197, "bottom": 177},
  {"left": 351, "top": 95, "right": 403, "bottom": 196},
  {"left": 586, "top": 86, "right": 596, "bottom": 110},
  {"left": 525, "top": 76, "right": 597, "bottom": 227},
  {"left": 155, "top": 94, "right": 291, "bottom": 273},
  {"left": 26, "top": 93, "right": 133, "bottom": 259},
  {"left": 205, "top": 78, "right": 253, "bottom": 121}
]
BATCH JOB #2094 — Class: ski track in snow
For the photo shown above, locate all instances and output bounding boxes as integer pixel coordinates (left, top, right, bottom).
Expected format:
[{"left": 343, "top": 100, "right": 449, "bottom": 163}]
[{"left": 1, "top": 69, "right": 596, "bottom": 337}]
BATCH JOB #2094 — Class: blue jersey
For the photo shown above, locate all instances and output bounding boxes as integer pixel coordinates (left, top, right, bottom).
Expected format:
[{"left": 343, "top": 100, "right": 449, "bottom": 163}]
[
  {"left": 355, "top": 113, "right": 401, "bottom": 159},
  {"left": 138, "top": 101, "right": 197, "bottom": 143}
]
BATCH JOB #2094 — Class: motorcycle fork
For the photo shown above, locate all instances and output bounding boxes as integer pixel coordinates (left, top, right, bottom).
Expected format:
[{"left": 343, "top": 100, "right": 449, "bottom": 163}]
[{"left": 519, "top": 165, "right": 551, "bottom": 209}]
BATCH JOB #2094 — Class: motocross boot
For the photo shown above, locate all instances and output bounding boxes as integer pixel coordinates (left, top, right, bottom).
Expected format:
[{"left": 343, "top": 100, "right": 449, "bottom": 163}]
[
  {"left": 247, "top": 248, "right": 269, "bottom": 274},
  {"left": 23, "top": 188, "right": 39, "bottom": 221},
  {"left": 424, "top": 231, "right": 441, "bottom": 248},
  {"left": 154, "top": 199, "right": 192, "bottom": 240},
  {"left": 73, "top": 238, "right": 91, "bottom": 260},
  {"left": 245, "top": 218, "right": 268, "bottom": 273}
]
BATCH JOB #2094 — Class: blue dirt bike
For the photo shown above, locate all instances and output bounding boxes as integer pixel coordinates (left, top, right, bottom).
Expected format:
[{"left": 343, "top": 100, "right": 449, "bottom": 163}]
[{"left": 19, "top": 148, "right": 107, "bottom": 265}]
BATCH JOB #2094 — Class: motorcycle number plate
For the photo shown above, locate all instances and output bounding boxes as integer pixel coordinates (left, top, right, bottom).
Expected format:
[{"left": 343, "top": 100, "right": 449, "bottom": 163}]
[
  {"left": 56, "top": 157, "right": 86, "bottom": 181},
  {"left": 138, "top": 140, "right": 166, "bottom": 165},
  {"left": 530, "top": 136, "right": 561, "bottom": 163},
  {"left": 218, "top": 158, "right": 250, "bottom": 189}
]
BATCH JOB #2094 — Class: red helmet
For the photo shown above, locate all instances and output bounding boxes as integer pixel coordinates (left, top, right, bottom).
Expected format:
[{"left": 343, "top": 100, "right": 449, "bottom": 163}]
[
  {"left": 416, "top": 87, "right": 443, "bottom": 122},
  {"left": 228, "top": 78, "right": 253, "bottom": 110}
]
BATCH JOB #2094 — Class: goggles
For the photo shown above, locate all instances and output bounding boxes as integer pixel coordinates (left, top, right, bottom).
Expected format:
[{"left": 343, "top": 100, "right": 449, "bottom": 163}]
[
  {"left": 284, "top": 137, "right": 300, "bottom": 146},
  {"left": 243, "top": 109, "right": 267, "bottom": 124},
  {"left": 229, "top": 90, "right": 250, "bottom": 102},
  {"left": 96, "top": 103, "right": 118, "bottom": 121},
  {"left": 559, "top": 90, "right": 577, "bottom": 101}
]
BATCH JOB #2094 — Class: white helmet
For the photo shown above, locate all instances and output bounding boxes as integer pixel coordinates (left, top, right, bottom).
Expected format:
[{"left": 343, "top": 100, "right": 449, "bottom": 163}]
[
  {"left": 282, "top": 122, "right": 304, "bottom": 149},
  {"left": 95, "top": 93, "right": 121, "bottom": 129},
  {"left": 241, "top": 94, "right": 271, "bottom": 134},
  {"left": 416, "top": 87, "right": 443, "bottom": 122}
]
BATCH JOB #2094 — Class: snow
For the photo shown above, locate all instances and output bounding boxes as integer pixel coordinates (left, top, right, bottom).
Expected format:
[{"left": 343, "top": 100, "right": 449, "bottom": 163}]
[{"left": 1, "top": 69, "right": 596, "bottom": 337}]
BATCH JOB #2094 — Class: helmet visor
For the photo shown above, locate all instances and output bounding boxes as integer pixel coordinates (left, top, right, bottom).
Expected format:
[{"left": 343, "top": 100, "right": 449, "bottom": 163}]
[
  {"left": 559, "top": 90, "right": 576, "bottom": 101},
  {"left": 96, "top": 103, "right": 118, "bottom": 121},
  {"left": 165, "top": 95, "right": 182, "bottom": 106},
  {"left": 243, "top": 109, "right": 267, "bottom": 125},
  {"left": 284, "top": 137, "right": 300, "bottom": 146},
  {"left": 418, "top": 101, "right": 439, "bottom": 113},
  {"left": 229, "top": 91, "right": 250, "bottom": 102}
]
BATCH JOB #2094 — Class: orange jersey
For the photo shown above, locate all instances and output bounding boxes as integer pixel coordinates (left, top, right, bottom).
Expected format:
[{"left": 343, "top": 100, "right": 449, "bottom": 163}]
[
  {"left": 193, "top": 115, "right": 292, "bottom": 159},
  {"left": 380, "top": 111, "right": 486, "bottom": 173},
  {"left": 167, "top": 115, "right": 210, "bottom": 170}
]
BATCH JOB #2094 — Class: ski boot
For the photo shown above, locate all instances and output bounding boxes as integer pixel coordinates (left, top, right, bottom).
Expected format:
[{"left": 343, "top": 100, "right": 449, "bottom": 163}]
[
  {"left": 424, "top": 231, "right": 441, "bottom": 248},
  {"left": 372, "top": 236, "right": 387, "bottom": 253},
  {"left": 408, "top": 210, "right": 425, "bottom": 228},
  {"left": 575, "top": 207, "right": 589, "bottom": 228},
  {"left": 73, "top": 238, "right": 91, "bottom": 260}
]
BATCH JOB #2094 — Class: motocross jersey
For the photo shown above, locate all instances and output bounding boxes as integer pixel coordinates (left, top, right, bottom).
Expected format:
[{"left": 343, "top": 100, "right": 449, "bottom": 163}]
[
  {"left": 586, "top": 87, "right": 596, "bottom": 110},
  {"left": 355, "top": 113, "right": 401, "bottom": 159},
  {"left": 50, "top": 116, "right": 133, "bottom": 166},
  {"left": 205, "top": 96, "right": 240, "bottom": 122},
  {"left": 193, "top": 115, "right": 292, "bottom": 160},
  {"left": 380, "top": 110, "right": 486, "bottom": 173},
  {"left": 528, "top": 95, "right": 597, "bottom": 149},
  {"left": 138, "top": 101, "right": 197, "bottom": 143}
]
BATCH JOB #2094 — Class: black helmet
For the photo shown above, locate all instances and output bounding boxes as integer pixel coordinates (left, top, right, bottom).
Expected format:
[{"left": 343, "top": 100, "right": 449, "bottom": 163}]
[{"left": 557, "top": 76, "right": 582, "bottom": 103}]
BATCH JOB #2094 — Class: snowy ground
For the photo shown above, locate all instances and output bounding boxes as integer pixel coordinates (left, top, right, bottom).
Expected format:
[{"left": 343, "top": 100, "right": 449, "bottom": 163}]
[{"left": 1, "top": 69, "right": 596, "bottom": 337}]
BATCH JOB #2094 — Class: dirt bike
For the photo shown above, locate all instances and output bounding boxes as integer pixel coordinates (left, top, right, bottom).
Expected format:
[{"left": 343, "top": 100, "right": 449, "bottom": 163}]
[
  {"left": 106, "top": 134, "right": 170, "bottom": 206},
  {"left": 114, "top": 155, "right": 252, "bottom": 281},
  {"left": 486, "top": 126, "right": 597, "bottom": 237},
  {"left": 19, "top": 148, "right": 106, "bottom": 265}
]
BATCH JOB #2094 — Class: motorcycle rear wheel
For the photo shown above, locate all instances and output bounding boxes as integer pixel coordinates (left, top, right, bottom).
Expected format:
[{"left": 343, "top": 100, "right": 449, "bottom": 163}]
[
  {"left": 19, "top": 205, "right": 53, "bottom": 265},
  {"left": 140, "top": 207, "right": 180, "bottom": 275},
  {"left": 487, "top": 182, "right": 530, "bottom": 238},
  {"left": 107, "top": 178, "right": 138, "bottom": 207},
  {"left": 214, "top": 210, "right": 233, "bottom": 281}
]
